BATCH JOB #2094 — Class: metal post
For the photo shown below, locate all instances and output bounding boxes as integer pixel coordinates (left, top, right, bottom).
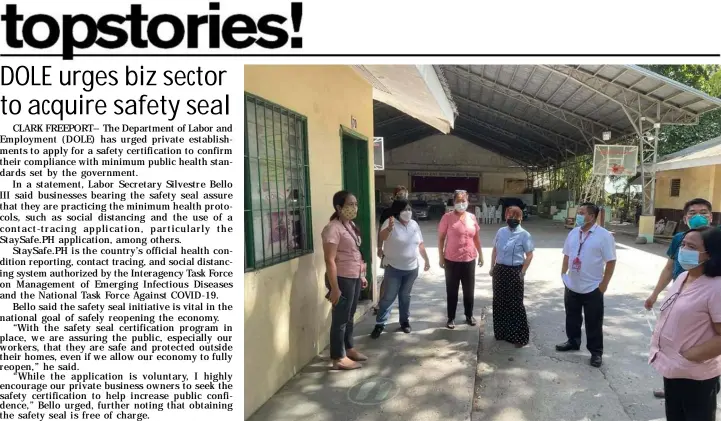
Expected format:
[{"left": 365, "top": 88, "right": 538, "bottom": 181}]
[
  {"left": 639, "top": 111, "right": 660, "bottom": 216},
  {"left": 649, "top": 103, "right": 661, "bottom": 215}
]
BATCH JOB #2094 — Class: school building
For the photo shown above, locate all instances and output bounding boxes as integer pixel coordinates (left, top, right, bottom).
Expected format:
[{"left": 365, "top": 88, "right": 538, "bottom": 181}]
[{"left": 243, "top": 65, "right": 454, "bottom": 418}]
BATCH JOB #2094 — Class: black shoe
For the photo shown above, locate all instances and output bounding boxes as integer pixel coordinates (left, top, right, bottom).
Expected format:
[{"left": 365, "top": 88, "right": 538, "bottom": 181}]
[
  {"left": 446, "top": 319, "right": 455, "bottom": 329},
  {"left": 370, "top": 325, "right": 384, "bottom": 339},
  {"left": 555, "top": 341, "right": 581, "bottom": 352},
  {"left": 590, "top": 355, "right": 603, "bottom": 368},
  {"left": 400, "top": 322, "right": 412, "bottom": 334},
  {"left": 653, "top": 389, "right": 665, "bottom": 399},
  {"left": 466, "top": 316, "right": 477, "bottom": 326}
]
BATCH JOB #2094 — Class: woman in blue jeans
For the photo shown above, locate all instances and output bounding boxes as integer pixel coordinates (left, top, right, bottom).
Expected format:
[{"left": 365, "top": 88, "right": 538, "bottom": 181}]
[{"left": 371, "top": 199, "right": 430, "bottom": 338}]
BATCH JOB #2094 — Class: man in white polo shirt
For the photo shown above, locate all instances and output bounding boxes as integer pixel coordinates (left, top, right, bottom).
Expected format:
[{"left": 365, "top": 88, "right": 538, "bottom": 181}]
[{"left": 556, "top": 202, "right": 617, "bottom": 368}]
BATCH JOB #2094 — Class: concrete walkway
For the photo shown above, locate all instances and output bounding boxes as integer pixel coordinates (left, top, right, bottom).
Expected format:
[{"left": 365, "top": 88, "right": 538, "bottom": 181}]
[
  {"left": 472, "top": 219, "right": 675, "bottom": 421},
  {"left": 248, "top": 218, "right": 711, "bottom": 421}
]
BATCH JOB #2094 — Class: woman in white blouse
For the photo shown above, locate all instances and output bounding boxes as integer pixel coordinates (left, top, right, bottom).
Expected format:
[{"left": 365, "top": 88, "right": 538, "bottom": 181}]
[{"left": 371, "top": 199, "right": 430, "bottom": 338}]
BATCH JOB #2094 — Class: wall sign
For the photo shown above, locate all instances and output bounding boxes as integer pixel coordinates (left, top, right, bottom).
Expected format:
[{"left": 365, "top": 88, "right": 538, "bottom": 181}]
[{"left": 409, "top": 171, "right": 480, "bottom": 178}]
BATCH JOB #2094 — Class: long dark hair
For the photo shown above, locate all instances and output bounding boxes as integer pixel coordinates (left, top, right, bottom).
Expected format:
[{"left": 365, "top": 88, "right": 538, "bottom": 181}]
[
  {"left": 688, "top": 226, "right": 721, "bottom": 277},
  {"left": 329, "top": 190, "right": 361, "bottom": 236},
  {"left": 390, "top": 199, "right": 409, "bottom": 220}
]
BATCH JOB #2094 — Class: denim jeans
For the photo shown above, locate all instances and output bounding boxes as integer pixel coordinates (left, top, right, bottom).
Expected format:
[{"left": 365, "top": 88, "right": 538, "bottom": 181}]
[
  {"left": 375, "top": 265, "right": 419, "bottom": 326},
  {"left": 329, "top": 276, "right": 361, "bottom": 360}
]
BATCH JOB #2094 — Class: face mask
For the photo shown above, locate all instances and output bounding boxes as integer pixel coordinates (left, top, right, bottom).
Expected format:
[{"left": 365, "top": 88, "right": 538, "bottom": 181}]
[
  {"left": 400, "top": 210, "right": 412, "bottom": 222},
  {"left": 575, "top": 214, "right": 586, "bottom": 227},
  {"left": 340, "top": 206, "right": 358, "bottom": 220},
  {"left": 688, "top": 214, "right": 710, "bottom": 229},
  {"left": 454, "top": 202, "right": 468, "bottom": 212},
  {"left": 678, "top": 248, "right": 705, "bottom": 270},
  {"left": 507, "top": 218, "right": 520, "bottom": 229}
]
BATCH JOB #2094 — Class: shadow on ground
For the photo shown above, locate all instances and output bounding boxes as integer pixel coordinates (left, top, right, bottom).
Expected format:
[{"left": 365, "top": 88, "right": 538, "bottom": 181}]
[
  {"left": 247, "top": 218, "right": 692, "bottom": 421},
  {"left": 472, "top": 278, "right": 671, "bottom": 421},
  {"left": 247, "top": 258, "right": 483, "bottom": 421}
]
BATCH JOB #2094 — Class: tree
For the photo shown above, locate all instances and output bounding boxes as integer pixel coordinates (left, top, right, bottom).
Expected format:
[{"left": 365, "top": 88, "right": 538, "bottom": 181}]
[
  {"left": 710, "top": 70, "right": 721, "bottom": 97},
  {"left": 641, "top": 65, "right": 721, "bottom": 155},
  {"left": 643, "top": 65, "right": 721, "bottom": 94}
]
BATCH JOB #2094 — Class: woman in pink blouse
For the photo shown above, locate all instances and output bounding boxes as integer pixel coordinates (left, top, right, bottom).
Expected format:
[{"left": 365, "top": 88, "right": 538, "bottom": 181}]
[
  {"left": 438, "top": 190, "right": 484, "bottom": 329},
  {"left": 649, "top": 226, "right": 721, "bottom": 421},
  {"left": 322, "top": 190, "right": 369, "bottom": 370}
]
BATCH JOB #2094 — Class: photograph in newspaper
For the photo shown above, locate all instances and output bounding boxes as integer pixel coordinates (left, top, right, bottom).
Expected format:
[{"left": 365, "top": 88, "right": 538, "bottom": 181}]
[{"left": 1, "top": 1, "right": 720, "bottom": 421}]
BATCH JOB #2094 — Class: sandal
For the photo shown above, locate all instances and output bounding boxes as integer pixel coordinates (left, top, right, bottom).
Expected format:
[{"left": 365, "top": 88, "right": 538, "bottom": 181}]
[
  {"left": 332, "top": 359, "right": 361, "bottom": 370},
  {"left": 346, "top": 350, "right": 368, "bottom": 362}
]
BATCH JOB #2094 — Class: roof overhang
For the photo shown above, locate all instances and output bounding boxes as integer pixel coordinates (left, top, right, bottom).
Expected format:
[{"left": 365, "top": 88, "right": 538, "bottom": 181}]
[
  {"left": 655, "top": 154, "right": 721, "bottom": 172},
  {"left": 354, "top": 65, "right": 456, "bottom": 133},
  {"left": 373, "top": 64, "right": 721, "bottom": 168}
]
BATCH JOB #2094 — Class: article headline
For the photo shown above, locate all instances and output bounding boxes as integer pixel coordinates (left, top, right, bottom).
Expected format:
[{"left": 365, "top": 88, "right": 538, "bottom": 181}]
[
  {"left": 0, "top": 2, "right": 303, "bottom": 59},
  {"left": 1, "top": 65, "right": 229, "bottom": 122}
]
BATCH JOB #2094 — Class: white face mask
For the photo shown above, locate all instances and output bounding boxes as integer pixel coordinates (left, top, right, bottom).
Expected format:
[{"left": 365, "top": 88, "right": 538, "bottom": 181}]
[
  {"left": 454, "top": 202, "right": 468, "bottom": 212},
  {"left": 400, "top": 210, "right": 412, "bottom": 222}
]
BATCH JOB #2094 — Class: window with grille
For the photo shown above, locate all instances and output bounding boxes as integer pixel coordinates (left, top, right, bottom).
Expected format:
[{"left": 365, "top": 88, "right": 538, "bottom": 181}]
[
  {"left": 244, "top": 93, "right": 313, "bottom": 271},
  {"left": 670, "top": 179, "right": 681, "bottom": 197}
]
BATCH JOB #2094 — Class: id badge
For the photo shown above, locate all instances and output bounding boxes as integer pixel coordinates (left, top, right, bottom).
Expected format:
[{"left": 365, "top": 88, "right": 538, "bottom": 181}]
[{"left": 571, "top": 257, "right": 582, "bottom": 272}]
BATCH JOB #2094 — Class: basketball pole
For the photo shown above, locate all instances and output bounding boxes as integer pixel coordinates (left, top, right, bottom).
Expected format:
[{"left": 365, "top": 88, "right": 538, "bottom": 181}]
[{"left": 628, "top": 103, "right": 661, "bottom": 244}]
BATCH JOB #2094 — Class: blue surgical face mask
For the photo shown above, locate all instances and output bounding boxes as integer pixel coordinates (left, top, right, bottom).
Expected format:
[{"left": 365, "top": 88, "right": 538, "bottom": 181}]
[
  {"left": 678, "top": 248, "right": 705, "bottom": 270},
  {"left": 575, "top": 214, "right": 586, "bottom": 227},
  {"left": 688, "top": 214, "right": 710, "bottom": 229}
]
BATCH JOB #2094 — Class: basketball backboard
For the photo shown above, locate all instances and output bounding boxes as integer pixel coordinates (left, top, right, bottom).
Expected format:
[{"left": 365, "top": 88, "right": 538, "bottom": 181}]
[{"left": 592, "top": 145, "right": 638, "bottom": 176}]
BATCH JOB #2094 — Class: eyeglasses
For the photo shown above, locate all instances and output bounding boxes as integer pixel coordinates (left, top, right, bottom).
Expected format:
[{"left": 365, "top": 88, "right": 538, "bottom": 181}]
[{"left": 660, "top": 292, "right": 679, "bottom": 312}]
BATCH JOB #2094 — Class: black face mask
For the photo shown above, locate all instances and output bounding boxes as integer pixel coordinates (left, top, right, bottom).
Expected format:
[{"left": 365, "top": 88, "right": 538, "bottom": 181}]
[{"left": 507, "top": 219, "right": 520, "bottom": 229}]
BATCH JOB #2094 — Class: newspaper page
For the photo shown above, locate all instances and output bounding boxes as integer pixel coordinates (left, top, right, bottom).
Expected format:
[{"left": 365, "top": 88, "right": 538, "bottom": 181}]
[
  {"left": 0, "top": 1, "right": 265, "bottom": 420},
  {"left": 3, "top": 1, "right": 721, "bottom": 421}
]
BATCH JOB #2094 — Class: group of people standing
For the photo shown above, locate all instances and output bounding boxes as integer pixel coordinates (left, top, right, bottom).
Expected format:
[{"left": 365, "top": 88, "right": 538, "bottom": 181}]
[
  {"left": 320, "top": 187, "right": 721, "bottom": 421},
  {"left": 320, "top": 186, "right": 536, "bottom": 368},
  {"left": 643, "top": 198, "right": 721, "bottom": 421}
]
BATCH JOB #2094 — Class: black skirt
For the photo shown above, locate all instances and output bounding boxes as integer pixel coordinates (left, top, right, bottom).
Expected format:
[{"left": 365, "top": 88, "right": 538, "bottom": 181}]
[{"left": 491, "top": 264, "right": 530, "bottom": 345}]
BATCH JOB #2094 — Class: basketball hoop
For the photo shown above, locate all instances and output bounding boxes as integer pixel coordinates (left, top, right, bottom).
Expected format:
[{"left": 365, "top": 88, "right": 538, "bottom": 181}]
[
  {"left": 592, "top": 145, "right": 638, "bottom": 176},
  {"left": 610, "top": 164, "right": 625, "bottom": 175}
]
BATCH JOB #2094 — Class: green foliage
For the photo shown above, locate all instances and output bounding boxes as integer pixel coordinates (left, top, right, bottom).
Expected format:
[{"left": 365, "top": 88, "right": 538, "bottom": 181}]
[
  {"left": 642, "top": 65, "right": 721, "bottom": 94},
  {"left": 659, "top": 108, "right": 721, "bottom": 156},
  {"left": 641, "top": 65, "right": 721, "bottom": 156},
  {"left": 710, "top": 71, "right": 721, "bottom": 97},
  {"left": 544, "top": 65, "right": 721, "bottom": 198}
]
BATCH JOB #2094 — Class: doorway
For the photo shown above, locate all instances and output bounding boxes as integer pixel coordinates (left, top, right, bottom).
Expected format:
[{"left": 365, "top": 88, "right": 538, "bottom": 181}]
[{"left": 341, "top": 127, "right": 373, "bottom": 300}]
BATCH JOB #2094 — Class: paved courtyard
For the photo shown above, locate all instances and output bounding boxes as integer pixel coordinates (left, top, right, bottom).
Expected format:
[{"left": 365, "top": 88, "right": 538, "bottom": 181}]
[{"left": 248, "top": 217, "right": 705, "bottom": 421}]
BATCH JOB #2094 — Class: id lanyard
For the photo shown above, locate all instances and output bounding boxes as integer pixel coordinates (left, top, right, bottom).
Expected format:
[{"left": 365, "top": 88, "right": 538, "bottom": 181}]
[
  {"left": 572, "top": 229, "right": 592, "bottom": 271},
  {"left": 343, "top": 222, "right": 364, "bottom": 278}
]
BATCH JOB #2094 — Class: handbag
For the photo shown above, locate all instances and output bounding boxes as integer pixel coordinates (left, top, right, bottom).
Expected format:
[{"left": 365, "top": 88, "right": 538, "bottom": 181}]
[{"left": 380, "top": 254, "right": 388, "bottom": 268}]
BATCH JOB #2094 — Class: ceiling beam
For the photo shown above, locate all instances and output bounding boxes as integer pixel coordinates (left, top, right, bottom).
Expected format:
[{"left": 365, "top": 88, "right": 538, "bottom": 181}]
[
  {"left": 453, "top": 94, "right": 589, "bottom": 152},
  {"left": 383, "top": 126, "right": 439, "bottom": 150},
  {"left": 542, "top": 65, "right": 700, "bottom": 124},
  {"left": 382, "top": 124, "right": 432, "bottom": 141},
  {"left": 376, "top": 114, "right": 411, "bottom": 128},
  {"left": 456, "top": 114, "right": 571, "bottom": 157},
  {"left": 453, "top": 126, "right": 540, "bottom": 166},
  {"left": 445, "top": 65, "right": 615, "bottom": 145},
  {"left": 456, "top": 122, "right": 549, "bottom": 159}
]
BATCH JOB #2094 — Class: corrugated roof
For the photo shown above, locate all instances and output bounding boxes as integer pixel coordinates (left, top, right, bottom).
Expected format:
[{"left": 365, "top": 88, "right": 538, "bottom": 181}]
[
  {"left": 375, "top": 64, "right": 721, "bottom": 168},
  {"left": 655, "top": 135, "right": 721, "bottom": 171}
]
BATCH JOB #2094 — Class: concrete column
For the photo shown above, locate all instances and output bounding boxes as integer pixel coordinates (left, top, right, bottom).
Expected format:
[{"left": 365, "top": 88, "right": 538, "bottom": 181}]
[
  {"left": 566, "top": 201, "right": 576, "bottom": 219},
  {"left": 638, "top": 215, "right": 655, "bottom": 243}
]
